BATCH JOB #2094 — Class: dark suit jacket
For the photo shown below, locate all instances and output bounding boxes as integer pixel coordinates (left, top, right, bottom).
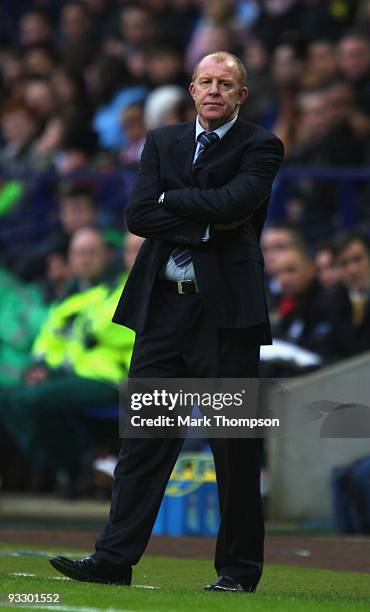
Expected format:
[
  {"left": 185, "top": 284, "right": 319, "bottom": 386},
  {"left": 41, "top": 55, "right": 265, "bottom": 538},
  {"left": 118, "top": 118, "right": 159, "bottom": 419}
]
[
  {"left": 113, "top": 116, "right": 284, "bottom": 341},
  {"left": 327, "top": 282, "right": 370, "bottom": 359}
]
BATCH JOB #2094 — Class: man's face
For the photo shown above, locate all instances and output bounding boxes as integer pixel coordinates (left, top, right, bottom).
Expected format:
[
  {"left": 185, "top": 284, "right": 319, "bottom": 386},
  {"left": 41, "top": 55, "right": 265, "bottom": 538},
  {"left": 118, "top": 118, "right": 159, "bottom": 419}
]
[
  {"left": 20, "top": 14, "right": 50, "bottom": 46},
  {"left": 314, "top": 250, "right": 339, "bottom": 290},
  {"left": 261, "top": 228, "right": 299, "bottom": 275},
  {"left": 120, "top": 8, "right": 151, "bottom": 46},
  {"left": 274, "top": 250, "right": 314, "bottom": 298},
  {"left": 59, "top": 196, "right": 97, "bottom": 234},
  {"left": 69, "top": 230, "right": 108, "bottom": 281},
  {"left": 299, "top": 92, "right": 330, "bottom": 137},
  {"left": 189, "top": 56, "right": 248, "bottom": 130},
  {"left": 337, "top": 240, "right": 370, "bottom": 291},
  {"left": 338, "top": 38, "right": 370, "bottom": 81}
]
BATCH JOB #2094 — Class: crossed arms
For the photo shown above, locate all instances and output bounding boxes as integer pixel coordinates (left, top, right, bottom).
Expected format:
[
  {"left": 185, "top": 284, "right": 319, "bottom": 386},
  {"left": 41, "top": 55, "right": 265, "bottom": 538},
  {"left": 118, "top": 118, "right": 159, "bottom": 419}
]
[{"left": 126, "top": 130, "right": 284, "bottom": 246}]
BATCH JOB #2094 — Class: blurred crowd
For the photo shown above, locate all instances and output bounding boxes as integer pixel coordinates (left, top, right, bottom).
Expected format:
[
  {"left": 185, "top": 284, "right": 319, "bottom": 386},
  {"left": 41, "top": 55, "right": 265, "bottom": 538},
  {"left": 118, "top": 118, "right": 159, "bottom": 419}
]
[{"left": 0, "top": 0, "right": 370, "bottom": 496}]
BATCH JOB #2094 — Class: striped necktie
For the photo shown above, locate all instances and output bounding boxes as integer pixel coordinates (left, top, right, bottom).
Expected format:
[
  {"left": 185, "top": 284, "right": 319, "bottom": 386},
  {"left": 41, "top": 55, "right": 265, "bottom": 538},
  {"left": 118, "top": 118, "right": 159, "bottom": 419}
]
[{"left": 171, "top": 130, "right": 219, "bottom": 268}]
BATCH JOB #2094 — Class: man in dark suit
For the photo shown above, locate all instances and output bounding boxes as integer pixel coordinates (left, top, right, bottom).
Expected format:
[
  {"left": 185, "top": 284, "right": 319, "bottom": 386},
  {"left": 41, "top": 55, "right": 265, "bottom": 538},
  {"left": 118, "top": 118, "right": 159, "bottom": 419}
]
[
  {"left": 50, "top": 51, "right": 284, "bottom": 593},
  {"left": 328, "top": 231, "right": 370, "bottom": 359}
]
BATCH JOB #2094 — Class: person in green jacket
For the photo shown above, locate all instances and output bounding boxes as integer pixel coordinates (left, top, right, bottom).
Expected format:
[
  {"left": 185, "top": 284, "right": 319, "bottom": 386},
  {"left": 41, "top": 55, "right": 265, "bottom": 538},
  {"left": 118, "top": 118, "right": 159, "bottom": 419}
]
[
  {"left": 0, "top": 230, "right": 143, "bottom": 490},
  {"left": 0, "top": 267, "right": 48, "bottom": 386}
]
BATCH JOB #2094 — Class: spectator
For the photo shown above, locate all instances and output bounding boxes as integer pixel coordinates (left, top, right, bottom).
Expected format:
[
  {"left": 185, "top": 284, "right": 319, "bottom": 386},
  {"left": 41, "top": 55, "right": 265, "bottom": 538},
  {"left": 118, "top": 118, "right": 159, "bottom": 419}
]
[
  {"left": 185, "top": 0, "right": 237, "bottom": 73},
  {"left": 22, "top": 44, "right": 58, "bottom": 78},
  {"left": 120, "top": 103, "right": 146, "bottom": 166},
  {"left": 14, "top": 194, "right": 103, "bottom": 283},
  {"left": 58, "top": 1, "right": 95, "bottom": 71},
  {"left": 143, "top": 85, "right": 187, "bottom": 130},
  {"left": 252, "top": 0, "right": 301, "bottom": 51},
  {"left": 0, "top": 230, "right": 143, "bottom": 496},
  {"left": 23, "top": 76, "right": 56, "bottom": 123},
  {"left": 102, "top": 4, "right": 156, "bottom": 79},
  {"left": 32, "top": 112, "right": 67, "bottom": 167},
  {"left": 18, "top": 8, "right": 53, "bottom": 48},
  {"left": 119, "top": 4, "right": 155, "bottom": 52},
  {"left": 0, "top": 100, "right": 40, "bottom": 177},
  {"left": 314, "top": 241, "right": 341, "bottom": 291},
  {"left": 325, "top": 80, "right": 370, "bottom": 141},
  {"left": 145, "top": 46, "right": 188, "bottom": 88},
  {"left": 270, "top": 41, "right": 305, "bottom": 147},
  {"left": 51, "top": 67, "right": 92, "bottom": 119},
  {"left": 261, "top": 223, "right": 306, "bottom": 309},
  {"left": 329, "top": 231, "right": 370, "bottom": 358},
  {"left": 303, "top": 39, "right": 339, "bottom": 89},
  {"left": 59, "top": 1, "right": 92, "bottom": 40},
  {"left": 55, "top": 117, "right": 98, "bottom": 176},
  {"left": 0, "top": 48, "right": 24, "bottom": 102},
  {"left": 0, "top": 266, "right": 48, "bottom": 386},
  {"left": 62, "top": 226, "right": 116, "bottom": 294},
  {"left": 41, "top": 242, "right": 71, "bottom": 303},
  {"left": 92, "top": 56, "right": 147, "bottom": 149},
  {"left": 269, "top": 246, "right": 332, "bottom": 360},
  {"left": 240, "top": 37, "right": 275, "bottom": 126},
  {"left": 58, "top": 182, "right": 99, "bottom": 235},
  {"left": 337, "top": 32, "right": 370, "bottom": 114}
]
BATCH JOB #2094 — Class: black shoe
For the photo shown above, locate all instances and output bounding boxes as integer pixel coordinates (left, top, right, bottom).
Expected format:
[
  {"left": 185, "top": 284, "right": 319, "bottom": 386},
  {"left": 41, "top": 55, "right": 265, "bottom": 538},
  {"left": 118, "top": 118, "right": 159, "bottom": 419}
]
[
  {"left": 204, "top": 576, "right": 256, "bottom": 593},
  {"left": 49, "top": 555, "right": 132, "bottom": 585}
]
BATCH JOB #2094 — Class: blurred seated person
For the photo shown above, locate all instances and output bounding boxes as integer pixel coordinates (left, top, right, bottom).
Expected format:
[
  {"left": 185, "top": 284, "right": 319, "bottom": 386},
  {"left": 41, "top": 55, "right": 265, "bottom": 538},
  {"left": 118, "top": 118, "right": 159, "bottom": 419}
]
[
  {"left": 37, "top": 241, "right": 71, "bottom": 303},
  {"left": 0, "top": 266, "right": 48, "bottom": 387},
  {"left": 265, "top": 246, "right": 333, "bottom": 375},
  {"left": 54, "top": 117, "right": 98, "bottom": 176},
  {"left": 261, "top": 223, "right": 307, "bottom": 310},
  {"left": 15, "top": 182, "right": 101, "bottom": 282},
  {"left": 119, "top": 103, "right": 146, "bottom": 167},
  {"left": 23, "top": 75, "right": 56, "bottom": 124},
  {"left": 143, "top": 85, "right": 188, "bottom": 130},
  {"left": 0, "top": 99, "right": 40, "bottom": 178},
  {"left": 240, "top": 37, "right": 275, "bottom": 127},
  {"left": 314, "top": 240, "right": 341, "bottom": 292},
  {"left": 21, "top": 226, "right": 119, "bottom": 386},
  {"left": 92, "top": 55, "right": 147, "bottom": 150},
  {"left": 302, "top": 39, "right": 339, "bottom": 89},
  {"left": 0, "top": 231, "right": 143, "bottom": 494},
  {"left": 18, "top": 7, "right": 53, "bottom": 48},
  {"left": 145, "top": 45, "right": 188, "bottom": 89},
  {"left": 328, "top": 231, "right": 370, "bottom": 359},
  {"left": 337, "top": 32, "right": 370, "bottom": 115},
  {"left": 22, "top": 44, "right": 58, "bottom": 79}
]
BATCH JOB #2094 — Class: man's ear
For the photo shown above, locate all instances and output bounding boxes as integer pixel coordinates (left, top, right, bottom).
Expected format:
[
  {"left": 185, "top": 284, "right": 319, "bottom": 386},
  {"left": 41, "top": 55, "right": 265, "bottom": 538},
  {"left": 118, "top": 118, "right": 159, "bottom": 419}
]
[
  {"left": 189, "top": 82, "right": 195, "bottom": 100},
  {"left": 239, "top": 87, "right": 249, "bottom": 105}
]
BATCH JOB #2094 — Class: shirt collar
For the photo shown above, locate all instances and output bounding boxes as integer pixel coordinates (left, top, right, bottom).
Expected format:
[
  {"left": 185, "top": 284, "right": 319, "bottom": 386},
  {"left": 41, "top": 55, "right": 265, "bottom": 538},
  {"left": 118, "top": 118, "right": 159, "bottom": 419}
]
[{"left": 195, "top": 113, "right": 238, "bottom": 141}]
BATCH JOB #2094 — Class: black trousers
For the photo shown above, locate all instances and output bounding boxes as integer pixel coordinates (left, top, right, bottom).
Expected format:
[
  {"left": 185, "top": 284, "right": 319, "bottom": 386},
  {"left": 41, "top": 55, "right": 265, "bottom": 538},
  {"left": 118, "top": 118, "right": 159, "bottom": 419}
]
[{"left": 95, "top": 284, "right": 264, "bottom": 588}]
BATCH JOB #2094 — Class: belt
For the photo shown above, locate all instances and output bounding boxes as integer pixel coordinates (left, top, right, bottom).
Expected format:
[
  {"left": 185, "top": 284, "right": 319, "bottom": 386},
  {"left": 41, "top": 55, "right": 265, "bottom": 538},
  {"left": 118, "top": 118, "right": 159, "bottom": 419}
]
[{"left": 157, "top": 279, "right": 199, "bottom": 294}]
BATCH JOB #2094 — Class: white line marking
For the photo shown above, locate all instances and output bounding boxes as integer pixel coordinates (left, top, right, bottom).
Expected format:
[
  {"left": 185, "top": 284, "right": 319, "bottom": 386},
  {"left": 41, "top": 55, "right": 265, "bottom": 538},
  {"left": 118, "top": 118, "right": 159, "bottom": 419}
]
[
  {"left": 133, "top": 585, "right": 159, "bottom": 590},
  {"left": 10, "top": 573, "right": 159, "bottom": 588},
  {"left": 11, "top": 573, "right": 69, "bottom": 581}
]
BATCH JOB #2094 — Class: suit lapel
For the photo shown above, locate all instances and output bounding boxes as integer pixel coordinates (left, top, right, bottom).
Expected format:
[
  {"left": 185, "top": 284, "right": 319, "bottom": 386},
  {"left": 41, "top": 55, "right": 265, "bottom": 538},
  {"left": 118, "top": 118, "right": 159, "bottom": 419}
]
[
  {"left": 169, "top": 121, "right": 196, "bottom": 185},
  {"left": 193, "top": 116, "right": 245, "bottom": 171}
]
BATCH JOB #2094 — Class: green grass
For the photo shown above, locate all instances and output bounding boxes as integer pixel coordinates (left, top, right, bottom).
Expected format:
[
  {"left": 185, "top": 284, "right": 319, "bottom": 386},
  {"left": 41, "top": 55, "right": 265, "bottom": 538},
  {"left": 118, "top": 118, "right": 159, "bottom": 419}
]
[{"left": 0, "top": 543, "right": 368, "bottom": 611}]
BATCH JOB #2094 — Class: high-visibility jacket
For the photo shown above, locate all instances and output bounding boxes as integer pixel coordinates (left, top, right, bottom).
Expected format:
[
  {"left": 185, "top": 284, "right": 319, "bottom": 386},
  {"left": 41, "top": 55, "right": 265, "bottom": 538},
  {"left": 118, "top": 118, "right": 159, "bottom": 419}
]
[{"left": 32, "top": 274, "right": 134, "bottom": 384}]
